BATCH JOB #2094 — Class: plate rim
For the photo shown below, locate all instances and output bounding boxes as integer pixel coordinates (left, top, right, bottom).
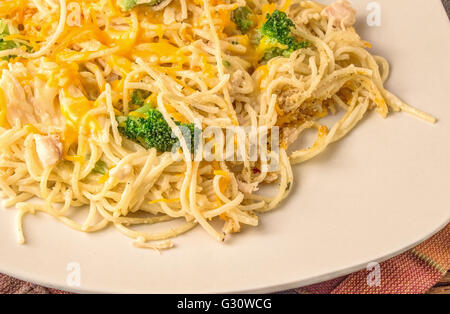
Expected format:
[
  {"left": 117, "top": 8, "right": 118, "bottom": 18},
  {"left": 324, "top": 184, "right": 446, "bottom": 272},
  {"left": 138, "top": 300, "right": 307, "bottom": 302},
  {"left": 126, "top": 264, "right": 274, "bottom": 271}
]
[{"left": 1, "top": 216, "right": 448, "bottom": 294}]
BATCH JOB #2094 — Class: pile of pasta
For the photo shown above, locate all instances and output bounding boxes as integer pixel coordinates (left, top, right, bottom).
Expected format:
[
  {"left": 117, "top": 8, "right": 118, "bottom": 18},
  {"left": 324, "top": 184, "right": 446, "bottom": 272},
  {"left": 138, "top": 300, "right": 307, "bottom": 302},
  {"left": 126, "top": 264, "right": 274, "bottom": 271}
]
[{"left": 0, "top": 0, "right": 434, "bottom": 250}]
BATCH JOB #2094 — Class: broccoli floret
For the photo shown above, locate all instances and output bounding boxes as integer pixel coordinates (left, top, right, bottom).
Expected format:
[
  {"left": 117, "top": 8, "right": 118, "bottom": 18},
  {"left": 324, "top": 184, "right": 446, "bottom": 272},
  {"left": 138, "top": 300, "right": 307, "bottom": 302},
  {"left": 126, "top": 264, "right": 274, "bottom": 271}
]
[
  {"left": 261, "top": 47, "right": 288, "bottom": 63},
  {"left": 259, "top": 10, "right": 308, "bottom": 62},
  {"left": 261, "top": 42, "right": 308, "bottom": 63},
  {"left": 120, "top": 0, "right": 164, "bottom": 11},
  {"left": 130, "top": 89, "right": 151, "bottom": 107},
  {"left": 85, "top": 154, "right": 109, "bottom": 175},
  {"left": 261, "top": 10, "right": 297, "bottom": 48},
  {"left": 117, "top": 104, "right": 198, "bottom": 153},
  {"left": 231, "top": 7, "right": 254, "bottom": 34}
]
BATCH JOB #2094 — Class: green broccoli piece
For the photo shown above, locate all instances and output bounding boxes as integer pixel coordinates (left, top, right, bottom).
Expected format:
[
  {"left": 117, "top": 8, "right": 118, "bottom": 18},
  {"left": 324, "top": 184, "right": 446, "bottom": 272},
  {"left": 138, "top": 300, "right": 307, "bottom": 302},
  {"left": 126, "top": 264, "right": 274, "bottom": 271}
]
[
  {"left": 0, "top": 40, "right": 18, "bottom": 51},
  {"left": 261, "top": 10, "right": 297, "bottom": 48},
  {"left": 222, "top": 60, "right": 231, "bottom": 67},
  {"left": 120, "top": 0, "right": 137, "bottom": 10},
  {"left": 231, "top": 7, "right": 254, "bottom": 34},
  {"left": 0, "top": 19, "right": 32, "bottom": 60},
  {"left": 120, "top": 0, "right": 164, "bottom": 11},
  {"left": 0, "top": 20, "right": 17, "bottom": 60},
  {"left": 85, "top": 154, "right": 109, "bottom": 175},
  {"left": 0, "top": 20, "right": 9, "bottom": 37},
  {"left": 261, "top": 47, "right": 288, "bottom": 63},
  {"left": 92, "top": 160, "right": 109, "bottom": 175},
  {"left": 117, "top": 104, "right": 199, "bottom": 153},
  {"left": 130, "top": 89, "right": 151, "bottom": 107},
  {"left": 259, "top": 10, "right": 308, "bottom": 62}
]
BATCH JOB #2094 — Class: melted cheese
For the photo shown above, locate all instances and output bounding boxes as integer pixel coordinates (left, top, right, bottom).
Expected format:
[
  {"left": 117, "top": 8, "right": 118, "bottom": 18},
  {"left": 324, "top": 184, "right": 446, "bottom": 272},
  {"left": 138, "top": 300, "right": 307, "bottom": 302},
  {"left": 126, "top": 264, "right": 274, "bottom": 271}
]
[
  {"left": 0, "top": 88, "right": 9, "bottom": 128},
  {"left": 131, "top": 41, "right": 188, "bottom": 65},
  {"left": 0, "top": 0, "right": 25, "bottom": 16},
  {"left": 148, "top": 198, "right": 180, "bottom": 205},
  {"left": 59, "top": 89, "right": 98, "bottom": 147}
]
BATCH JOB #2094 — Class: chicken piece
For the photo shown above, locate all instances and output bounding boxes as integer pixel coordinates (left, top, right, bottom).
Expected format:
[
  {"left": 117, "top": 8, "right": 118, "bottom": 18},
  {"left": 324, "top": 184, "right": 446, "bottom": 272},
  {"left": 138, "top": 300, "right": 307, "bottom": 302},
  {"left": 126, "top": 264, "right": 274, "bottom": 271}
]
[
  {"left": 110, "top": 164, "right": 132, "bottom": 182},
  {"left": 230, "top": 69, "right": 254, "bottom": 94},
  {"left": 0, "top": 70, "right": 38, "bottom": 126},
  {"left": 1, "top": 62, "right": 61, "bottom": 127},
  {"left": 32, "top": 78, "right": 61, "bottom": 125},
  {"left": 74, "top": 39, "right": 103, "bottom": 52},
  {"left": 163, "top": 7, "right": 176, "bottom": 24},
  {"left": 321, "top": 0, "right": 357, "bottom": 28},
  {"left": 34, "top": 135, "right": 63, "bottom": 167},
  {"left": 237, "top": 180, "right": 259, "bottom": 194}
]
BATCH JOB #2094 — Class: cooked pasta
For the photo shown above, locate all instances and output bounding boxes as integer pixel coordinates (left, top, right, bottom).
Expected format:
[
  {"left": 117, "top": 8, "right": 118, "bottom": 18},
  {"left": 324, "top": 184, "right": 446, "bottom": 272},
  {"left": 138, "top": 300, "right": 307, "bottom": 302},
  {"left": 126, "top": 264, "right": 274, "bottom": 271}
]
[{"left": 0, "top": 0, "right": 435, "bottom": 250}]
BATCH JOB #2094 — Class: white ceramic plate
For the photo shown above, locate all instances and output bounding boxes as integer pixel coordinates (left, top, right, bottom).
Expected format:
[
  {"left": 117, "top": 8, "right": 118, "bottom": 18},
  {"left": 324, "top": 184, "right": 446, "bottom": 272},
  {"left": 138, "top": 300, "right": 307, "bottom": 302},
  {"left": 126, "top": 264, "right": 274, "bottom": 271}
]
[{"left": 1, "top": 0, "right": 449, "bottom": 294}]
